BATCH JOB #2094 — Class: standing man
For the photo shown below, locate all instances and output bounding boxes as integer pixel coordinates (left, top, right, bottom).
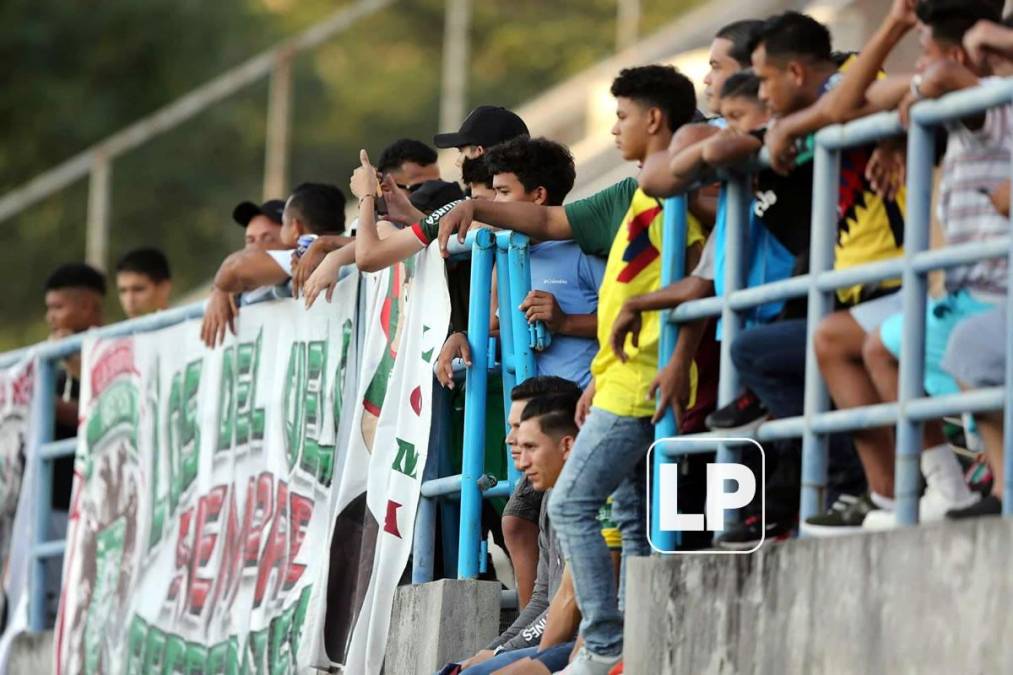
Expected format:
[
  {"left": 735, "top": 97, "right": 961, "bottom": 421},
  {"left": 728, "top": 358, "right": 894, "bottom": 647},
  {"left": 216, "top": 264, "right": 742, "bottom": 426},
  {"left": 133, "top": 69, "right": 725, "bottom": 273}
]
[{"left": 427, "top": 65, "right": 705, "bottom": 673}]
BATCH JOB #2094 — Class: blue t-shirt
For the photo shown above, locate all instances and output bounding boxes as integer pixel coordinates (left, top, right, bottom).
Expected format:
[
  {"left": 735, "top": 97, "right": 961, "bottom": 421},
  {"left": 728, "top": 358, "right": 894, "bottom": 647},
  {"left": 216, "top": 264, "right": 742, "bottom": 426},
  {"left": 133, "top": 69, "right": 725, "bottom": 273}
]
[
  {"left": 712, "top": 191, "right": 796, "bottom": 339},
  {"left": 528, "top": 240, "right": 605, "bottom": 388}
]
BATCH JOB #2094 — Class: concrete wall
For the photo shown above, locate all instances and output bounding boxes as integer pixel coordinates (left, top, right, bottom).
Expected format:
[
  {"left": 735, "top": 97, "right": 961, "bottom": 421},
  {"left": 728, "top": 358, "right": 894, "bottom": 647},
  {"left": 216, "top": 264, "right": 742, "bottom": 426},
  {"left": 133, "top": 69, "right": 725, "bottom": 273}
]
[
  {"left": 624, "top": 517, "right": 1013, "bottom": 675},
  {"left": 385, "top": 579, "right": 501, "bottom": 675}
]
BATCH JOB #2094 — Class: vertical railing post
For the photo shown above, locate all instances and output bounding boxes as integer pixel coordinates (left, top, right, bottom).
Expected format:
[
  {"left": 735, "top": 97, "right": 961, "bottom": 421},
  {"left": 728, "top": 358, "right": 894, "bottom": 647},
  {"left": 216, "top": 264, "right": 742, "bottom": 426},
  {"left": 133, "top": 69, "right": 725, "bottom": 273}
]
[
  {"left": 29, "top": 356, "right": 56, "bottom": 631},
  {"left": 495, "top": 235, "right": 520, "bottom": 487},
  {"left": 651, "top": 196, "right": 687, "bottom": 552},
  {"left": 85, "top": 155, "right": 111, "bottom": 271},
  {"left": 615, "top": 0, "right": 641, "bottom": 52},
  {"left": 1003, "top": 140, "right": 1013, "bottom": 517},
  {"left": 506, "top": 233, "right": 538, "bottom": 383},
  {"left": 264, "top": 50, "right": 294, "bottom": 200},
  {"left": 717, "top": 177, "right": 750, "bottom": 531},
  {"left": 439, "top": 0, "right": 471, "bottom": 134},
  {"left": 457, "top": 228, "right": 495, "bottom": 578},
  {"left": 413, "top": 382, "right": 449, "bottom": 584},
  {"left": 800, "top": 143, "right": 840, "bottom": 524},
  {"left": 894, "top": 121, "right": 934, "bottom": 526}
]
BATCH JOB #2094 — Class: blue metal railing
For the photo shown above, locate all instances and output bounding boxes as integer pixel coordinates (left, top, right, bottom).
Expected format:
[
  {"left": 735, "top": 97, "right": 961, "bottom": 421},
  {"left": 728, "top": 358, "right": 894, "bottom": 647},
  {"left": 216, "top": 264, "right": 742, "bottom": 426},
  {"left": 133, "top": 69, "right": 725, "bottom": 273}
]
[
  {"left": 413, "top": 228, "right": 539, "bottom": 581},
  {"left": 654, "top": 77, "right": 1013, "bottom": 531}
]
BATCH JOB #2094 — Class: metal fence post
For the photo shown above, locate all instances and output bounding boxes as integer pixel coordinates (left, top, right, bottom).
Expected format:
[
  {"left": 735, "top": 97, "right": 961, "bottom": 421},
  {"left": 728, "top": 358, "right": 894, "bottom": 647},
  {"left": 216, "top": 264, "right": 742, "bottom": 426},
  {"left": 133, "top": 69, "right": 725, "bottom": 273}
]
[
  {"left": 651, "top": 196, "right": 687, "bottom": 551},
  {"left": 1003, "top": 151, "right": 1013, "bottom": 516},
  {"left": 800, "top": 143, "right": 840, "bottom": 523},
  {"left": 495, "top": 235, "right": 520, "bottom": 486},
  {"left": 29, "top": 357, "right": 56, "bottom": 631},
  {"left": 457, "top": 228, "right": 495, "bottom": 578},
  {"left": 412, "top": 381, "right": 449, "bottom": 584},
  {"left": 85, "top": 156, "right": 111, "bottom": 271},
  {"left": 506, "top": 233, "right": 537, "bottom": 383},
  {"left": 717, "top": 178, "right": 750, "bottom": 531},
  {"left": 894, "top": 121, "right": 934, "bottom": 526},
  {"left": 264, "top": 51, "right": 294, "bottom": 201}
]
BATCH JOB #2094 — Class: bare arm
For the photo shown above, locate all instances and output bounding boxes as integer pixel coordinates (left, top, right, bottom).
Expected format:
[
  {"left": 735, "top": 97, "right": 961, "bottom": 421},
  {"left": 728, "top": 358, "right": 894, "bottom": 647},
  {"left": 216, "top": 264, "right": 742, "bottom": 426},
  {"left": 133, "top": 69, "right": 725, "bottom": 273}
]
[
  {"left": 354, "top": 197, "right": 425, "bottom": 272},
  {"left": 538, "top": 565, "right": 580, "bottom": 650},
  {"left": 435, "top": 200, "right": 574, "bottom": 256},
  {"left": 640, "top": 124, "right": 721, "bottom": 198},
  {"left": 213, "top": 249, "right": 289, "bottom": 294},
  {"left": 701, "top": 134, "right": 763, "bottom": 169}
]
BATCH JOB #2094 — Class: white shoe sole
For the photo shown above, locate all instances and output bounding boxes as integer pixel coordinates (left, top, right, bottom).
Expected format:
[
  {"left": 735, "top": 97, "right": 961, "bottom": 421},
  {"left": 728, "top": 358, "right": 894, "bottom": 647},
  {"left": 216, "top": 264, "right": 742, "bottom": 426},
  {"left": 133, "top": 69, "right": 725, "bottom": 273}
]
[{"left": 799, "top": 521, "right": 865, "bottom": 537}]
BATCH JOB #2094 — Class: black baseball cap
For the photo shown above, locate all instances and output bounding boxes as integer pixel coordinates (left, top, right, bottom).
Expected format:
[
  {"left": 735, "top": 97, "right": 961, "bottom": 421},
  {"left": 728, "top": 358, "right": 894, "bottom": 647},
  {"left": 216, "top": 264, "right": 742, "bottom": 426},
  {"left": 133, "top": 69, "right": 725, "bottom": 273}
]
[
  {"left": 433, "top": 106, "right": 529, "bottom": 149},
  {"left": 232, "top": 199, "right": 285, "bottom": 228},
  {"left": 916, "top": 0, "right": 1003, "bottom": 23},
  {"left": 409, "top": 180, "right": 466, "bottom": 214}
]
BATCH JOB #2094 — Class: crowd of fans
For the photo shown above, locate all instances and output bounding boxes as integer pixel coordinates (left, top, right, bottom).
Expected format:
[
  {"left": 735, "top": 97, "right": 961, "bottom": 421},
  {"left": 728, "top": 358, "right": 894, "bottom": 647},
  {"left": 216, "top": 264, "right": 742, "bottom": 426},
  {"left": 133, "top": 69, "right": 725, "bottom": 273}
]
[{"left": 32, "top": 1, "right": 1013, "bottom": 673}]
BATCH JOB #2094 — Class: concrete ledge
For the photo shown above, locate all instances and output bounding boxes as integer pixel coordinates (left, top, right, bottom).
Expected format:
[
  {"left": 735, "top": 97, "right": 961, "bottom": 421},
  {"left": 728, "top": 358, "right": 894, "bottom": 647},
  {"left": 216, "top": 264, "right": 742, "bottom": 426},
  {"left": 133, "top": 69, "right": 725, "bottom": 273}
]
[
  {"left": 386, "top": 579, "right": 501, "bottom": 675},
  {"left": 8, "top": 630, "right": 53, "bottom": 673},
  {"left": 625, "top": 517, "right": 1013, "bottom": 675}
]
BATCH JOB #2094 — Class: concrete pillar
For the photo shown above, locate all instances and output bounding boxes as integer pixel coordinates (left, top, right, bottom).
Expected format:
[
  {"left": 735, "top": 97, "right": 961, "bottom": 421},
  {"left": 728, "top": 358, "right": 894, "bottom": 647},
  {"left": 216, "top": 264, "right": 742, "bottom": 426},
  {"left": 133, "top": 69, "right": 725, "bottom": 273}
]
[
  {"left": 385, "top": 579, "right": 501, "bottom": 674},
  {"left": 263, "top": 51, "right": 294, "bottom": 201},
  {"left": 85, "top": 156, "right": 111, "bottom": 271}
]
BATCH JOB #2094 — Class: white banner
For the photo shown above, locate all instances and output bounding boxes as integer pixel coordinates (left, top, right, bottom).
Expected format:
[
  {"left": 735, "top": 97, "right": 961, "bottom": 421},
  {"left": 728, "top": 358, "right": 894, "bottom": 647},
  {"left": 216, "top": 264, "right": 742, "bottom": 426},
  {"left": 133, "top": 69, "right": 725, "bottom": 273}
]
[
  {"left": 53, "top": 248, "right": 450, "bottom": 675},
  {"left": 0, "top": 356, "right": 37, "bottom": 672}
]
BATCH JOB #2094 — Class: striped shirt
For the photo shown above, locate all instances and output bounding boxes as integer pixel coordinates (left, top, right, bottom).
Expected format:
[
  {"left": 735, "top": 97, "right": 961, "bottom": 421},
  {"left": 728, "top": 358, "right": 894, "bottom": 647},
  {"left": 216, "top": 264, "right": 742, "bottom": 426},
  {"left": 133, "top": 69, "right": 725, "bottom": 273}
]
[{"left": 939, "top": 84, "right": 1012, "bottom": 297}]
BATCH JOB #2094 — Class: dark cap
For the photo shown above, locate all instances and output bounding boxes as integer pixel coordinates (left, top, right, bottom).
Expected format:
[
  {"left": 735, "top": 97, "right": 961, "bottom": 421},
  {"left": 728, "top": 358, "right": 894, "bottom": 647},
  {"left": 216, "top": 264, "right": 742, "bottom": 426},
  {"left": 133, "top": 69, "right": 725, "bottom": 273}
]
[
  {"left": 232, "top": 199, "right": 285, "bottom": 228},
  {"left": 409, "top": 180, "right": 466, "bottom": 214},
  {"left": 433, "top": 106, "right": 529, "bottom": 149},
  {"left": 916, "top": 0, "right": 1003, "bottom": 23}
]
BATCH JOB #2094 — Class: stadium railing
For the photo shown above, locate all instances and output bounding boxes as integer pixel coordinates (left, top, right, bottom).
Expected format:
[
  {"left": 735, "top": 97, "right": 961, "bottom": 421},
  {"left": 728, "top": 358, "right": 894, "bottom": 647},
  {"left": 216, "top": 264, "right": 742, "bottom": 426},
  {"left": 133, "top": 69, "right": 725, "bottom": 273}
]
[{"left": 652, "top": 78, "right": 1013, "bottom": 546}]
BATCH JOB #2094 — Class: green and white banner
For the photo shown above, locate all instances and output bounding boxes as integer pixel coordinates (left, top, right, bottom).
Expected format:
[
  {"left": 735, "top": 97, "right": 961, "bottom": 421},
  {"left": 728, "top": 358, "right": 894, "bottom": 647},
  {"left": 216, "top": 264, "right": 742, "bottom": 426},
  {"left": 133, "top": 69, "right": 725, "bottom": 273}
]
[{"left": 55, "top": 246, "right": 450, "bottom": 674}]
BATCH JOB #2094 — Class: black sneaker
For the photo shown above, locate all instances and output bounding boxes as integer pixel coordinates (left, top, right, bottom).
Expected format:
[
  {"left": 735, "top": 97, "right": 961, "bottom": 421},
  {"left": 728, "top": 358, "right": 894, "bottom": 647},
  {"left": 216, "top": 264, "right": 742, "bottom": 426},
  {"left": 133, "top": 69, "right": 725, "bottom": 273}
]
[
  {"left": 801, "top": 493, "right": 879, "bottom": 537},
  {"left": 705, "top": 390, "right": 767, "bottom": 431},
  {"left": 715, "top": 515, "right": 795, "bottom": 550},
  {"left": 946, "top": 494, "right": 1002, "bottom": 520}
]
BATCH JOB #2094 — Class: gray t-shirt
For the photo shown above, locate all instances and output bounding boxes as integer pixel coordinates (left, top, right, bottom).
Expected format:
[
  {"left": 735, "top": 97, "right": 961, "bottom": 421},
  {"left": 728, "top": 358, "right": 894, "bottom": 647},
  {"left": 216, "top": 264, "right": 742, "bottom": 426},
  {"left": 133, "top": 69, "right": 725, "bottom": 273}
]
[
  {"left": 692, "top": 233, "right": 716, "bottom": 280},
  {"left": 487, "top": 489, "right": 568, "bottom": 652}
]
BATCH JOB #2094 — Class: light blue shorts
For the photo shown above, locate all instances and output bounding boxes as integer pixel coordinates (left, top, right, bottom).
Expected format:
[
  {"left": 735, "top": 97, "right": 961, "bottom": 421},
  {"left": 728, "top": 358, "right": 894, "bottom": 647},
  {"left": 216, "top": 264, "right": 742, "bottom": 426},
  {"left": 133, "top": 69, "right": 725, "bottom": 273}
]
[{"left": 880, "top": 290, "right": 998, "bottom": 396}]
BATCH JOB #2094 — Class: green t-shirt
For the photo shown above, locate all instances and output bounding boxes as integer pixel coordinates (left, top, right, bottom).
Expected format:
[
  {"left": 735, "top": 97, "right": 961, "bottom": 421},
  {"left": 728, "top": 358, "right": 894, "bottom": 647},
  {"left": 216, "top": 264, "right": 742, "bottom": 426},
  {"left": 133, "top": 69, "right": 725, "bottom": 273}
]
[{"left": 562, "top": 177, "right": 639, "bottom": 257}]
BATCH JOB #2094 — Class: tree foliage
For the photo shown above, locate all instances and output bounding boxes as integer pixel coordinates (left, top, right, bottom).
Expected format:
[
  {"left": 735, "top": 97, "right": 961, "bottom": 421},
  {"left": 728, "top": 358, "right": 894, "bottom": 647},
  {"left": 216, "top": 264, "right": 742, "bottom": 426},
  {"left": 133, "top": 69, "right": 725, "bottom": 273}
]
[{"left": 0, "top": 0, "right": 698, "bottom": 350}]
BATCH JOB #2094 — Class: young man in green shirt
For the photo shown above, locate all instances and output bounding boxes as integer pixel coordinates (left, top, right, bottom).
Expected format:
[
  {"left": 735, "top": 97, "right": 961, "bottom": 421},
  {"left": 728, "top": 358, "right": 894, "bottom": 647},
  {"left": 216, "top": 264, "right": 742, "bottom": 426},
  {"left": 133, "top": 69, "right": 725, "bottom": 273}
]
[{"left": 422, "top": 65, "right": 704, "bottom": 674}]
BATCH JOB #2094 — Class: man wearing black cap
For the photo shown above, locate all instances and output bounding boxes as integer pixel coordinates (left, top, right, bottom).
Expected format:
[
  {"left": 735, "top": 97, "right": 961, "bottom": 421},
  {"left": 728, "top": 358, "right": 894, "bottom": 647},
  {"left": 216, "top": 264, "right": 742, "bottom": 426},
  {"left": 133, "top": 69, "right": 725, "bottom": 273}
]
[
  {"left": 201, "top": 183, "right": 354, "bottom": 347},
  {"left": 434, "top": 104, "right": 530, "bottom": 167},
  {"left": 232, "top": 198, "right": 286, "bottom": 251},
  {"left": 350, "top": 106, "right": 528, "bottom": 272}
]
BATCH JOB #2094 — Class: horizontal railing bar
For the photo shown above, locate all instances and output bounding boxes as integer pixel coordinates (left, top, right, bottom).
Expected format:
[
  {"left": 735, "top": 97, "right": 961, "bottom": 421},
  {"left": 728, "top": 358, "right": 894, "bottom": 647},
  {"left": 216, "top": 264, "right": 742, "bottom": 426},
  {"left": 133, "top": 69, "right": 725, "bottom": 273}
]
[
  {"left": 815, "top": 111, "right": 904, "bottom": 150},
  {"left": 667, "top": 388, "right": 1004, "bottom": 454},
  {"left": 0, "top": 301, "right": 206, "bottom": 367},
  {"left": 911, "top": 238, "right": 1010, "bottom": 273},
  {"left": 910, "top": 78, "right": 1013, "bottom": 126},
  {"left": 32, "top": 540, "right": 66, "bottom": 561},
  {"left": 421, "top": 473, "right": 515, "bottom": 498},
  {"left": 40, "top": 438, "right": 77, "bottom": 461},
  {"left": 670, "top": 238, "right": 1012, "bottom": 326}
]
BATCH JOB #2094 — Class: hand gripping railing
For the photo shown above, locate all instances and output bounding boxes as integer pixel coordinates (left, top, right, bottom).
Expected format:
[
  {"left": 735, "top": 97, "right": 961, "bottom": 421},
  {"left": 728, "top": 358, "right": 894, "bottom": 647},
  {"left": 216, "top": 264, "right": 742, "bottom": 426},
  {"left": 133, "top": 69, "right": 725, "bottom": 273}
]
[
  {"left": 653, "top": 77, "right": 1013, "bottom": 538},
  {"left": 414, "top": 229, "right": 539, "bottom": 582}
]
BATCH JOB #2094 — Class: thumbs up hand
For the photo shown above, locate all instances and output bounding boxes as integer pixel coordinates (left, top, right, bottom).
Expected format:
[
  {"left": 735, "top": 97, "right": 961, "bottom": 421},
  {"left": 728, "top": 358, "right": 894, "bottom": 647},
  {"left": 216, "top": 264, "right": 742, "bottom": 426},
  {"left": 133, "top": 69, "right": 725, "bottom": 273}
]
[{"left": 350, "top": 149, "right": 380, "bottom": 200}]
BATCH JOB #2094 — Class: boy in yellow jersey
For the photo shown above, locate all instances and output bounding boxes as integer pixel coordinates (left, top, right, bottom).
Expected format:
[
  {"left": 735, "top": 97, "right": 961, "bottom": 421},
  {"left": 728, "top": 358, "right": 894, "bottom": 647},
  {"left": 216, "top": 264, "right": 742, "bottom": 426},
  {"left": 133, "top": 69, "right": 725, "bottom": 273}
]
[{"left": 428, "top": 65, "right": 705, "bottom": 674}]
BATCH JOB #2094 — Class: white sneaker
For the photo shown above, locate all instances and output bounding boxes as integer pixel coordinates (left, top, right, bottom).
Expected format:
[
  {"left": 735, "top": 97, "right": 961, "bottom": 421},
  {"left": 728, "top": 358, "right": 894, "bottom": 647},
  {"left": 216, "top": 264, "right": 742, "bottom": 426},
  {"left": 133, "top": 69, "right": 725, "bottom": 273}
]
[
  {"left": 557, "top": 647, "right": 621, "bottom": 675},
  {"left": 862, "top": 484, "right": 980, "bottom": 530}
]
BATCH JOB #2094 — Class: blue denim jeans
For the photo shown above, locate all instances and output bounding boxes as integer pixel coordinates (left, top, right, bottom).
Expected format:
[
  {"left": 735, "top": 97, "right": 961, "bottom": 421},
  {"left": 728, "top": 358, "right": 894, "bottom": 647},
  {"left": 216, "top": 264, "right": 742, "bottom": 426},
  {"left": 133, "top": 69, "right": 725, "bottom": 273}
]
[
  {"left": 458, "top": 642, "right": 575, "bottom": 674},
  {"left": 548, "top": 408, "right": 653, "bottom": 657}
]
